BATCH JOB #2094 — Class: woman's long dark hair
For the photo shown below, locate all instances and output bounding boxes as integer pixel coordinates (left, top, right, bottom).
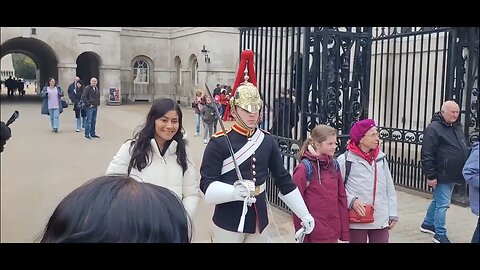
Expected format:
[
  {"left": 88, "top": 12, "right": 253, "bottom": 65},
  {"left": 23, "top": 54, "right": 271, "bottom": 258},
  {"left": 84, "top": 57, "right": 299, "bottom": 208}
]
[{"left": 128, "top": 98, "right": 187, "bottom": 174}]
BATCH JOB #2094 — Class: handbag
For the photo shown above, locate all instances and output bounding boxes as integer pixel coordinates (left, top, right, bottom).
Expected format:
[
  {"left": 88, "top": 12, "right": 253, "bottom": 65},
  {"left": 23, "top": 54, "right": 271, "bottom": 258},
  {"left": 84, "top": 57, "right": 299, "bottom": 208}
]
[
  {"left": 348, "top": 205, "right": 375, "bottom": 223},
  {"left": 348, "top": 159, "right": 378, "bottom": 224},
  {"left": 61, "top": 98, "right": 69, "bottom": 108}
]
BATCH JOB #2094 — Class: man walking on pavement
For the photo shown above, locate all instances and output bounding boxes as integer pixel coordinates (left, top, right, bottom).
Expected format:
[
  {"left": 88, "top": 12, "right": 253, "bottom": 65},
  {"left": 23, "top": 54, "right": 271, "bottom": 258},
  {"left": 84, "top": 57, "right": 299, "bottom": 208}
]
[
  {"left": 420, "top": 100, "right": 469, "bottom": 243},
  {"left": 82, "top": 77, "right": 101, "bottom": 140}
]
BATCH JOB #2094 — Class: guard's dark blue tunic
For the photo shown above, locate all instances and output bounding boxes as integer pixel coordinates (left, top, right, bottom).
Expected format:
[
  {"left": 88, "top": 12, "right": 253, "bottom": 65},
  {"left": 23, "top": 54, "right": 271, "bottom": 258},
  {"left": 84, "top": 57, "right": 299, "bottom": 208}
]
[{"left": 200, "top": 123, "right": 296, "bottom": 233}]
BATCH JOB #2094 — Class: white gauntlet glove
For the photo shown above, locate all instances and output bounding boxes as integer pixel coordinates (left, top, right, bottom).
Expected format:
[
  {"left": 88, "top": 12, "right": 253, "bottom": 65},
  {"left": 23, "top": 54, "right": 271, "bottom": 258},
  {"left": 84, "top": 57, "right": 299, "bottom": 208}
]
[
  {"left": 300, "top": 214, "right": 315, "bottom": 234},
  {"left": 234, "top": 180, "right": 256, "bottom": 205},
  {"left": 279, "top": 188, "right": 315, "bottom": 234},
  {"left": 204, "top": 180, "right": 256, "bottom": 205}
]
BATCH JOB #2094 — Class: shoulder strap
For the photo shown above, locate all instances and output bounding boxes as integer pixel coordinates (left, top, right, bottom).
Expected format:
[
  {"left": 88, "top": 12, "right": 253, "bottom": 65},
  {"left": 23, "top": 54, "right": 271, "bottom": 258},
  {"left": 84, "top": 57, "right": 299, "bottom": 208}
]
[
  {"left": 332, "top": 158, "right": 340, "bottom": 172},
  {"left": 301, "top": 159, "right": 313, "bottom": 186},
  {"left": 344, "top": 151, "right": 352, "bottom": 184}
]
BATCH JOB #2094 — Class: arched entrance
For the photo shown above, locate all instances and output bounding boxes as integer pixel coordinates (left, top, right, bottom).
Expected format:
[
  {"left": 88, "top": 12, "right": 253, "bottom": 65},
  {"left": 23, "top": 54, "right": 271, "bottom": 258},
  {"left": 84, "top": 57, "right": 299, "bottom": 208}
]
[
  {"left": 76, "top": 52, "right": 101, "bottom": 88},
  {"left": 1, "top": 37, "right": 58, "bottom": 93}
]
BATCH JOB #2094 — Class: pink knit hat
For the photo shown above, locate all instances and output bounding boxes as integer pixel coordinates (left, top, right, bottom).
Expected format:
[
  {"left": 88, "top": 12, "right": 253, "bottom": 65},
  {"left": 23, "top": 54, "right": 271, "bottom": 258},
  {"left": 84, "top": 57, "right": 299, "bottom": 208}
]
[{"left": 350, "top": 119, "right": 376, "bottom": 143}]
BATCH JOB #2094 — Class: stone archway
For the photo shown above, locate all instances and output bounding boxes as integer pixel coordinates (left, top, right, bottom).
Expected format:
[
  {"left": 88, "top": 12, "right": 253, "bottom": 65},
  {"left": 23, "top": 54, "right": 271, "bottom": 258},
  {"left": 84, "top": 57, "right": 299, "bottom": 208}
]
[
  {"left": 1, "top": 37, "right": 58, "bottom": 93},
  {"left": 76, "top": 52, "right": 101, "bottom": 88}
]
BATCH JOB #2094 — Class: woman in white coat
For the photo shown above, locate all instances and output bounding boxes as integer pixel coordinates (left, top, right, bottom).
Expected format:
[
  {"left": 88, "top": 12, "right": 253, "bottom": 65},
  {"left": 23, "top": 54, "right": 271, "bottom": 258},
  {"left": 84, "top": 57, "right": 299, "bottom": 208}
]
[
  {"left": 336, "top": 119, "right": 399, "bottom": 243},
  {"left": 106, "top": 98, "right": 201, "bottom": 219}
]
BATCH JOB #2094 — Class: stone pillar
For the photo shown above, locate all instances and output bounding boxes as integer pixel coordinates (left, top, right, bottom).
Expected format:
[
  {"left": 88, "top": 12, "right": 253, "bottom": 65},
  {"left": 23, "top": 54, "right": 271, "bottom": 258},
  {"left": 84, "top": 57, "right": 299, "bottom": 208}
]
[
  {"left": 57, "top": 63, "right": 77, "bottom": 92},
  {"left": 100, "top": 65, "right": 121, "bottom": 105}
]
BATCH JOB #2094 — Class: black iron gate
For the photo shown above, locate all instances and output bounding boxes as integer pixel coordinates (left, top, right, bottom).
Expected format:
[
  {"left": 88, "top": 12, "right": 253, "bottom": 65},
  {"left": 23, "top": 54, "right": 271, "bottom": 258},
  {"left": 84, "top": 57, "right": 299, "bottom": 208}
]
[
  {"left": 370, "top": 27, "right": 478, "bottom": 205},
  {"left": 239, "top": 27, "right": 479, "bottom": 210}
]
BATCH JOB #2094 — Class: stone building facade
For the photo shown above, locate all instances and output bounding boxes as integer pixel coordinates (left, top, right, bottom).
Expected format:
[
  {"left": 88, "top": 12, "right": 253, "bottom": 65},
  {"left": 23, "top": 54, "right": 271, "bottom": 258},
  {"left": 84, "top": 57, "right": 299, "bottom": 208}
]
[{"left": 0, "top": 27, "right": 240, "bottom": 105}]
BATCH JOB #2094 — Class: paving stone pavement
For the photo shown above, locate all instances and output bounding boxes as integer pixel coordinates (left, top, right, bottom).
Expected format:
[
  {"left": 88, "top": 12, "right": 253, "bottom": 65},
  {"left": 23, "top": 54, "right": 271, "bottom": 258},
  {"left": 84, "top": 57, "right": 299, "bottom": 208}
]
[{"left": 1, "top": 95, "right": 476, "bottom": 243}]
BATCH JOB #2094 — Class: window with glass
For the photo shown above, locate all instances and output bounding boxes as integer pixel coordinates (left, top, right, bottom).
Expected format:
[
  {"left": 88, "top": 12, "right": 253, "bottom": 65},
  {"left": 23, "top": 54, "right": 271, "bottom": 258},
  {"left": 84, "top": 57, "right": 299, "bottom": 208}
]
[{"left": 133, "top": 60, "right": 149, "bottom": 83}]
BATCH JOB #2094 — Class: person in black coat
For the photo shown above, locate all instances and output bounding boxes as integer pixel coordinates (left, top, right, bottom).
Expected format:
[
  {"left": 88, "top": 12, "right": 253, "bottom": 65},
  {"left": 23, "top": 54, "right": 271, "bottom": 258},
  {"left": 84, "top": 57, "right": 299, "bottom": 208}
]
[
  {"left": 67, "top": 80, "right": 86, "bottom": 132},
  {"left": 82, "top": 77, "right": 101, "bottom": 139},
  {"left": 420, "top": 100, "right": 469, "bottom": 243},
  {"left": 67, "top": 76, "right": 80, "bottom": 103},
  {"left": 270, "top": 89, "right": 298, "bottom": 138}
]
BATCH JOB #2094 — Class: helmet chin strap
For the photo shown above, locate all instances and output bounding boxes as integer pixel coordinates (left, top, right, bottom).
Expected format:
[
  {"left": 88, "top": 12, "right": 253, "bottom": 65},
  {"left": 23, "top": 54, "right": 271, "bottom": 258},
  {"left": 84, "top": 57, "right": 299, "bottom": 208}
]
[{"left": 233, "top": 106, "right": 260, "bottom": 135}]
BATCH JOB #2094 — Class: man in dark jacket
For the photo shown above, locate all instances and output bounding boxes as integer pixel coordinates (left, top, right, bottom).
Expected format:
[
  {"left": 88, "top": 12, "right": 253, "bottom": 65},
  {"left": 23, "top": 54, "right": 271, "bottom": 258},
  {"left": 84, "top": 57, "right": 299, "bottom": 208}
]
[
  {"left": 270, "top": 89, "right": 298, "bottom": 138},
  {"left": 82, "top": 77, "right": 101, "bottom": 140},
  {"left": 420, "top": 100, "right": 469, "bottom": 243}
]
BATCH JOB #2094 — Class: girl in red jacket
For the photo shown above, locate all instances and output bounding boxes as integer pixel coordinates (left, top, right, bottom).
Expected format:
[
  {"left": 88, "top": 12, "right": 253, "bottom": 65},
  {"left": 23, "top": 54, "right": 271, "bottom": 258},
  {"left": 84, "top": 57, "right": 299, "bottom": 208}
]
[{"left": 292, "top": 124, "right": 350, "bottom": 243}]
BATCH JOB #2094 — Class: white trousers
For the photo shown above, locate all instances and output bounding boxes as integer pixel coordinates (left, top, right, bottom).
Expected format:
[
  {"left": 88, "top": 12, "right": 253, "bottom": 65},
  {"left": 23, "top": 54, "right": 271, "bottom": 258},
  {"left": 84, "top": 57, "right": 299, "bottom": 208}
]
[{"left": 213, "top": 225, "right": 271, "bottom": 243}]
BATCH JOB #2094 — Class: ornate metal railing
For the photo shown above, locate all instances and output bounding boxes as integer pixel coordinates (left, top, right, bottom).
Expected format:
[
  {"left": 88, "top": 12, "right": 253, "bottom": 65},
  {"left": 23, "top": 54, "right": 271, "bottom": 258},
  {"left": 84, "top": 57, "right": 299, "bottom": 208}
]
[{"left": 239, "top": 27, "right": 479, "bottom": 209}]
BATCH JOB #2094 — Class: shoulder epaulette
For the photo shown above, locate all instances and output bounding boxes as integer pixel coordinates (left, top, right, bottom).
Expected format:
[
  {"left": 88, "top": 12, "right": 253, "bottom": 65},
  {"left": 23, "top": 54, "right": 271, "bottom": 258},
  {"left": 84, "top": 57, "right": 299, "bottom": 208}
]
[{"left": 212, "top": 128, "right": 232, "bottom": 138}]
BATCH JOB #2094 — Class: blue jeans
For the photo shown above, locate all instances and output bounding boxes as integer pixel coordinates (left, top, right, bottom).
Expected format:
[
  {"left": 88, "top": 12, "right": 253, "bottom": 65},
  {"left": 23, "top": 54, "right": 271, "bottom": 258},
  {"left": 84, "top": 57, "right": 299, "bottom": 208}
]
[
  {"left": 195, "top": 113, "right": 201, "bottom": 134},
  {"left": 423, "top": 183, "right": 455, "bottom": 236},
  {"left": 85, "top": 107, "right": 98, "bottom": 137},
  {"left": 76, "top": 117, "right": 86, "bottom": 130},
  {"left": 48, "top": 108, "right": 60, "bottom": 130},
  {"left": 203, "top": 122, "right": 214, "bottom": 140}
]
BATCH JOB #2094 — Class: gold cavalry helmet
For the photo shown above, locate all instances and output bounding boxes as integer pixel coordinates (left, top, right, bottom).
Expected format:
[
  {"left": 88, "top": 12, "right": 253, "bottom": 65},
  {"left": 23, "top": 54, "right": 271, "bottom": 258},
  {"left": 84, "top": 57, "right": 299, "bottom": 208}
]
[
  {"left": 231, "top": 80, "right": 263, "bottom": 113},
  {"left": 230, "top": 50, "right": 263, "bottom": 113}
]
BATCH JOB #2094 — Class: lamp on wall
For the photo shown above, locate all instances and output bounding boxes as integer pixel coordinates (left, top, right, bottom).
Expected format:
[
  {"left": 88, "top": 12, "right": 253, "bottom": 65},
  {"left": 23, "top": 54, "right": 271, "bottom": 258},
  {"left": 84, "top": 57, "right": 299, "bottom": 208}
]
[{"left": 201, "top": 45, "right": 210, "bottom": 63}]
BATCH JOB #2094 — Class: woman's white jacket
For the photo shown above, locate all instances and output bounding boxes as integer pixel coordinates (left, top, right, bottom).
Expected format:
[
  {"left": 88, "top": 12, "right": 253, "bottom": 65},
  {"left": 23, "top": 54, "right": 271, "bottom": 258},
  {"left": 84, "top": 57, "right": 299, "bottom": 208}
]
[
  {"left": 336, "top": 150, "right": 399, "bottom": 229},
  {"left": 106, "top": 139, "right": 201, "bottom": 218}
]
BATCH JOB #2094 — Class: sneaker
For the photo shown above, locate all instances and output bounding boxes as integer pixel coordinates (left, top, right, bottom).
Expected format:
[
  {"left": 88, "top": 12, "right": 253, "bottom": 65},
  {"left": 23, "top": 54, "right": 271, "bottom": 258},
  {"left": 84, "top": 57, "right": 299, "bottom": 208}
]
[
  {"left": 91, "top": 135, "right": 100, "bottom": 139},
  {"left": 203, "top": 139, "right": 208, "bottom": 144},
  {"left": 53, "top": 128, "right": 58, "bottom": 133},
  {"left": 194, "top": 132, "right": 199, "bottom": 137},
  {"left": 84, "top": 136, "right": 92, "bottom": 140},
  {"left": 432, "top": 234, "right": 451, "bottom": 243},
  {"left": 420, "top": 223, "right": 435, "bottom": 235},
  {"left": 76, "top": 129, "right": 81, "bottom": 132}
]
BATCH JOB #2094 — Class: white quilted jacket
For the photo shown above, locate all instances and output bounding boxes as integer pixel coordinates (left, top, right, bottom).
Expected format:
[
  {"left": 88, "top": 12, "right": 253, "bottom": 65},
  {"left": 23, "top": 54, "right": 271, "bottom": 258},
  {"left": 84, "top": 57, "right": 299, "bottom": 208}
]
[{"left": 106, "top": 139, "right": 201, "bottom": 218}]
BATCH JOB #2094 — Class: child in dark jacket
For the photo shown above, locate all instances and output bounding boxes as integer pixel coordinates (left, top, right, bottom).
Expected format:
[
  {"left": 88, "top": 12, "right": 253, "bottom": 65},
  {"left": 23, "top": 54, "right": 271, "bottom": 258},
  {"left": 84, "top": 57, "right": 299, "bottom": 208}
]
[{"left": 292, "top": 124, "right": 350, "bottom": 243}]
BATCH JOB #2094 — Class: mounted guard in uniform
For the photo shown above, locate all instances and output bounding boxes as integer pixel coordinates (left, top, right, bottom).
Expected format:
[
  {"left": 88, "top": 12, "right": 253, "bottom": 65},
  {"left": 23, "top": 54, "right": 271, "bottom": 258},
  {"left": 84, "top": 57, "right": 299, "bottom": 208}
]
[{"left": 200, "top": 50, "right": 314, "bottom": 242}]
